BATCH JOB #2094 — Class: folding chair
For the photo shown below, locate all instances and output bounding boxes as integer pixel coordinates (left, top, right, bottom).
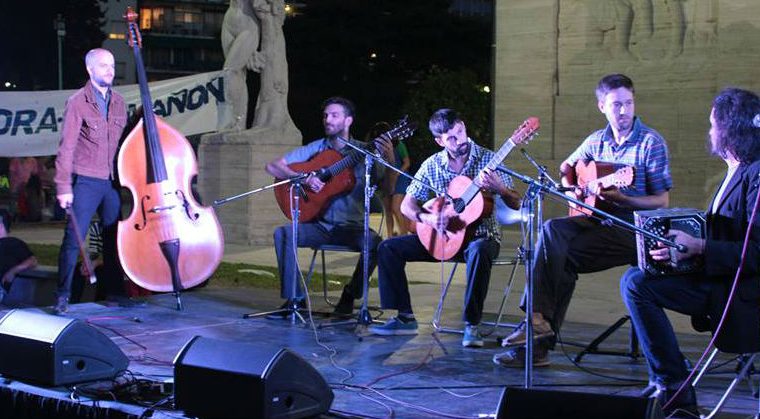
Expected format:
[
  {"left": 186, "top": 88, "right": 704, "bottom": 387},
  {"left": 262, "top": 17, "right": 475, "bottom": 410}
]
[
  {"left": 303, "top": 195, "right": 384, "bottom": 306},
  {"left": 692, "top": 348, "right": 759, "bottom": 418},
  {"left": 432, "top": 196, "right": 524, "bottom": 335}
]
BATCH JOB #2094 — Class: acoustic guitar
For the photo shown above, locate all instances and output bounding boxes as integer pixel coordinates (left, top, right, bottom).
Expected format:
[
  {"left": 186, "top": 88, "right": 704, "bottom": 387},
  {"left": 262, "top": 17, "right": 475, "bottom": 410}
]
[
  {"left": 567, "top": 160, "right": 634, "bottom": 216},
  {"left": 274, "top": 116, "right": 416, "bottom": 222},
  {"left": 416, "top": 117, "right": 540, "bottom": 260}
]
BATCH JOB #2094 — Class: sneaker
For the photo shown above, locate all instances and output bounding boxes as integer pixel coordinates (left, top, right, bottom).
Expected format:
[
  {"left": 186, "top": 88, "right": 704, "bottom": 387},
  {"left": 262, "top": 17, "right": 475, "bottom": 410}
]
[
  {"left": 492, "top": 346, "right": 551, "bottom": 368},
  {"left": 333, "top": 289, "right": 355, "bottom": 315},
  {"left": 266, "top": 299, "right": 305, "bottom": 320},
  {"left": 462, "top": 324, "right": 484, "bottom": 347},
  {"left": 53, "top": 296, "right": 69, "bottom": 315},
  {"left": 368, "top": 317, "right": 418, "bottom": 336},
  {"left": 501, "top": 318, "right": 554, "bottom": 347}
]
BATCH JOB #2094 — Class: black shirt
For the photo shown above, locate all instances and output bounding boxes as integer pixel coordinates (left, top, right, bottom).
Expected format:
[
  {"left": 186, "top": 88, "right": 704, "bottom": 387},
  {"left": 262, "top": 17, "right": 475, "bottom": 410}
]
[{"left": 0, "top": 237, "right": 34, "bottom": 280}]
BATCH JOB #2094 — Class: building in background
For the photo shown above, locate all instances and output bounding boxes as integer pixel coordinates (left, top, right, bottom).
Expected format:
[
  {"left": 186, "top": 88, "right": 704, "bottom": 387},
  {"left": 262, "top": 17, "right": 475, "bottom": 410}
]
[{"left": 102, "top": 0, "right": 137, "bottom": 85}]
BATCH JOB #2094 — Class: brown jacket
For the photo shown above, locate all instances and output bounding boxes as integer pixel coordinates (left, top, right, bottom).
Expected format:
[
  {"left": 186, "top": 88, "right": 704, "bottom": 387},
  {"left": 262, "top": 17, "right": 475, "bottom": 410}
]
[{"left": 54, "top": 81, "right": 128, "bottom": 195}]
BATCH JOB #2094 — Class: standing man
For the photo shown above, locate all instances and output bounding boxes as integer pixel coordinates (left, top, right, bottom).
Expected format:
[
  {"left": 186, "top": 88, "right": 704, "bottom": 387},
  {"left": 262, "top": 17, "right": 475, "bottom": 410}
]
[
  {"left": 621, "top": 88, "right": 760, "bottom": 418},
  {"left": 494, "top": 74, "right": 673, "bottom": 366},
  {"left": 54, "top": 48, "right": 131, "bottom": 314},
  {"left": 265, "top": 97, "right": 395, "bottom": 317},
  {"left": 368, "top": 109, "right": 521, "bottom": 347}
]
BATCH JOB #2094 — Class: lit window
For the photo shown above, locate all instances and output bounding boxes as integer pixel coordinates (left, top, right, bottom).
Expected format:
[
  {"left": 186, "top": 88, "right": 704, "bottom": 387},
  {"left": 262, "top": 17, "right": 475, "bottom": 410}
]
[
  {"left": 109, "top": 33, "right": 126, "bottom": 40},
  {"left": 140, "top": 8, "right": 152, "bottom": 29}
]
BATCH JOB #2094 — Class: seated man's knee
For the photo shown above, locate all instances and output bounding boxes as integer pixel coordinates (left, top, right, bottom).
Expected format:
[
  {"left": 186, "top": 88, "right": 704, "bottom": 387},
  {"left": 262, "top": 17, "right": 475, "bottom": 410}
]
[{"left": 620, "top": 267, "right": 647, "bottom": 298}]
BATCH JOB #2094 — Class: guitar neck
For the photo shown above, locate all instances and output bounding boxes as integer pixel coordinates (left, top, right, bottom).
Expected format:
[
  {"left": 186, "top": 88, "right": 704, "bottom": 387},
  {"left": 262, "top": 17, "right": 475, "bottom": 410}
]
[
  {"left": 583, "top": 172, "right": 621, "bottom": 194},
  {"left": 459, "top": 138, "right": 517, "bottom": 208}
]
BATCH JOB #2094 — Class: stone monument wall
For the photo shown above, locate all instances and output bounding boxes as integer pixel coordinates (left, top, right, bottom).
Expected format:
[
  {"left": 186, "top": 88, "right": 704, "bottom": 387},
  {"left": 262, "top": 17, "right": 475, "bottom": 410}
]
[{"left": 494, "top": 0, "right": 760, "bottom": 219}]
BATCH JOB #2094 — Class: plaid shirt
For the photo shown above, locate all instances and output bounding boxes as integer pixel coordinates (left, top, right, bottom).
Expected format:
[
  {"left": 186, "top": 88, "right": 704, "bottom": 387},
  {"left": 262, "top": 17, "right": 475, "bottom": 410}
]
[
  {"left": 407, "top": 140, "right": 514, "bottom": 240},
  {"left": 564, "top": 117, "right": 672, "bottom": 216}
]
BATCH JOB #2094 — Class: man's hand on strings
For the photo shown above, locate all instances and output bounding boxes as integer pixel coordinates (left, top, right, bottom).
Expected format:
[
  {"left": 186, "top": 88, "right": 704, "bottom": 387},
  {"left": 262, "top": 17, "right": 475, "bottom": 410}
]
[
  {"left": 477, "top": 168, "right": 508, "bottom": 195},
  {"left": 304, "top": 174, "right": 324, "bottom": 193}
]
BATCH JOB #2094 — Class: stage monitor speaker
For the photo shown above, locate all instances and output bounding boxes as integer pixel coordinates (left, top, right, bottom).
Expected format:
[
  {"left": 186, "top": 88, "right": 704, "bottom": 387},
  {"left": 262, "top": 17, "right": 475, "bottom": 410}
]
[
  {"left": 0, "top": 309, "right": 129, "bottom": 386},
  {"left": 496, "top": 387, "right": 664, "bottom": 419},
  {"left": 174, "top": 336, "right": 334, "bottom": 419}
]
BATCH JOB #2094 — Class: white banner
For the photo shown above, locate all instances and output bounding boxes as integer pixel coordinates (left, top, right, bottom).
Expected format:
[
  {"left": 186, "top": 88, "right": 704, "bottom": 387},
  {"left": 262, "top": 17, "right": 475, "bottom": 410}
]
[{"left": 0, "top": 71, "right": 227, "bottom": 157}]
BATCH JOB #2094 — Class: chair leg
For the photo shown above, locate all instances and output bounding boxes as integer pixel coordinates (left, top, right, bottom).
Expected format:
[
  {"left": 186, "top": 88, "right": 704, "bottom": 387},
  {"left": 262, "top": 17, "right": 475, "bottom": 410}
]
[
  {"left": 432, "top": 262, "right": 458, "bottom": 332},
  {"left": 320, "top": 249, "right": 336, "bottom": 307},
  {"left": 703, "top": 353, "right": 758, "bottom": 419},
  {"left": 692, "top": 348, "right": 720, "bottom": 387}
]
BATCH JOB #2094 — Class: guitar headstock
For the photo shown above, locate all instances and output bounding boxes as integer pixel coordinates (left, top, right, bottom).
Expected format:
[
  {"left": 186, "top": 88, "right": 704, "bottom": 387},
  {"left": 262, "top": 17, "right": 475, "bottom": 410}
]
[
  {"left": 378, "top": 115, "right": 418, "bottom": 146},
  {"left": 124, "top": 7, "right": 142, "bottom": 49},
  {"left": 510, "top": 117, "right": 540, "bottom": 145}
]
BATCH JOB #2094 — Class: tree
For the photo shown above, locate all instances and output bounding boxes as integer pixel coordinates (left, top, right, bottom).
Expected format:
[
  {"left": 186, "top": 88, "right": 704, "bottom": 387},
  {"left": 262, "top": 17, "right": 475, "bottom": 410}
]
[
  {"left": 283, "top": 0, "right": 492, "bottom": 141},
  {"left": 401, "top": 68, "right": 490, "bottom": 162},
  {"left": 0, "top": 0, "right": 105, "bottom": 90}
]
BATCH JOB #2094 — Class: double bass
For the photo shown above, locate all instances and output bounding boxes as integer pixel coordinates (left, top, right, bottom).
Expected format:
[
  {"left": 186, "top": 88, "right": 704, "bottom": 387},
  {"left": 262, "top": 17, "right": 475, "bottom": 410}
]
[{"left": 117, "top": 8, "right": 224, "bottom": 309}]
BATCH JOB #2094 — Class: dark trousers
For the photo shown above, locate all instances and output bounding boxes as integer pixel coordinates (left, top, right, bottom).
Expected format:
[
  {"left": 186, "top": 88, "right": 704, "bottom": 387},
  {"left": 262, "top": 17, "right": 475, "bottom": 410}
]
[
  {"left": 273, "top": 222, "right": 381, "bottom": 300},
  {"left": 620, "top": 267, "right": 712, "bottom": 388},
  {"left": 57, "top": 176, "right": 124, "bottom": 299},
  {"left": 521, "top": 216, "right": 637, "bottom": 344},
  {"left": 377, "top": 234, "right": 500, "bottom": 325}
]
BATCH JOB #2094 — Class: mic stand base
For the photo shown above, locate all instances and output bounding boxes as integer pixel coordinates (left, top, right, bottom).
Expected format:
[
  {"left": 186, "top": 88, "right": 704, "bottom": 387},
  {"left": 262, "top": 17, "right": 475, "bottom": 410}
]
[
  {"left": 242, "top": 300, "right": 307, "bottom": 325},
  {"left": 566, "top": 315, "right": 640, "bottom": 363}
]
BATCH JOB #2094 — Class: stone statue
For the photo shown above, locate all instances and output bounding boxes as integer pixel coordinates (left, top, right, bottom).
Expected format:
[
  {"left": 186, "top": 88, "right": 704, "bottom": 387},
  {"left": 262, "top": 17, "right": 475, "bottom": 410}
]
[
  {"left": 218, "top": 0, "right": 296, "bottom": 133},
  {"left": 250, "top": 0, "right": 297, "bottom": 131},
  {"left": 219, "top": 0, "right": 262, "bottom": 131}
]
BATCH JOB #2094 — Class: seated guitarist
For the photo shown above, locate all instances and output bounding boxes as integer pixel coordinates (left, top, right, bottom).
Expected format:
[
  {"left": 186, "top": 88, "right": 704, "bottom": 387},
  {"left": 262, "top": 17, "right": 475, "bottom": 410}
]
[
  {"left": 494, "top": 73, "right": 673, "bottom": 367},
  {"left": 369, "top": 109, "right": 521, "bottom": 347},
  {"left": 265, "top": 97, "right": 395, "bottom": 317}
]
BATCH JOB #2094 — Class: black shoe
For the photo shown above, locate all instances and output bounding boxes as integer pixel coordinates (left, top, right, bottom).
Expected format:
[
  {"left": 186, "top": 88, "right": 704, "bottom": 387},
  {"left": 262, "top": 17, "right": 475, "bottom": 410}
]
[
  {"left": 266, "top": 299, "right": 305, "bottom": 320},
  {"left": 663, "top": 386, "right": 699, "bottom": 418},
  {"left": 53, "top": 296, "right": 69, "bottom": 315},
  {"left": 106, "top": 295, "right": 147, "bottom": 308},
  {"left": 333, "top": 289, "right": 355, "bottom": 315}
]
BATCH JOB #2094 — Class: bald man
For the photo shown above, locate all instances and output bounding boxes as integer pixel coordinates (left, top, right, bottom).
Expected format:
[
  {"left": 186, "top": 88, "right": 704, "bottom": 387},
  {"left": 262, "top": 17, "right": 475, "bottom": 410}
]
[{"left": 54, "top": 48, "right": 132, "bottom": 314}]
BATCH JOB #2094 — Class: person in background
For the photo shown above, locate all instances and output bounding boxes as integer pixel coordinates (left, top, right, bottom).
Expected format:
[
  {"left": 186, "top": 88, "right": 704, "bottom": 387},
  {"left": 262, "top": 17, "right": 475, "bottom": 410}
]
[{"left": 0, "top": 210, "right": 38, "bottom": 303}]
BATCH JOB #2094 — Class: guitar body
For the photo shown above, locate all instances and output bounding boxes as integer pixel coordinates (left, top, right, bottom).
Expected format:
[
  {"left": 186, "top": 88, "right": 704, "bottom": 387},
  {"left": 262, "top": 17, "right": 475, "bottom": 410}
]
[
  {"left": 569, "top": 160, "right": 626, "bottom": 216},
  {"left": 416, "top": 176, "right": 493, "bottom": 260},
  {"left": 274, "top": 149, "right": 356, "bottom": 222}
]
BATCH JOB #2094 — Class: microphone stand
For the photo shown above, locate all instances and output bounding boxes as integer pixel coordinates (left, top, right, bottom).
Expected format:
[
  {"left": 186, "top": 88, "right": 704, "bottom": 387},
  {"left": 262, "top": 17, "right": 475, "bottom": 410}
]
[
  {"left": 214, "top": 173, "right": 311, "bottom": 323},
  {"left": 494, "top": 164, "right": 683, "bottom": 389},
  {"left": 320, "top": 138, "right": 451, "bottom": 330}
]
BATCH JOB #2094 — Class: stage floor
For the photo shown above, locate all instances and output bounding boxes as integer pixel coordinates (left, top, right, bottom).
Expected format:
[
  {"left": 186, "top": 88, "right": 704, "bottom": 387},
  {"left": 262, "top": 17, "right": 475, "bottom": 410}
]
[{"left": 0, "top": 287, "right": 756, "bottom": 418}]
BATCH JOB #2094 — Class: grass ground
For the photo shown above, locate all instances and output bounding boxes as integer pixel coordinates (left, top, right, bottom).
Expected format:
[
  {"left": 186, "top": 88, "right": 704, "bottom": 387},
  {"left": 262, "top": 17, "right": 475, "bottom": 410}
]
[{"left": 26, "top": 243, "right": 375, "bottom": 290}]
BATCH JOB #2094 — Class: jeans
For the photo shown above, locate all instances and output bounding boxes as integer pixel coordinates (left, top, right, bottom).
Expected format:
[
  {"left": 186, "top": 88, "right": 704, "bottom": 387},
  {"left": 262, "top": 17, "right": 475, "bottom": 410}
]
[
  {"left": 57, "top": 176, "right": 124, "bottom": 299},
  {"left": 620, "top": 267, "right": 712, "bottom": 388},
  {"left": 377, "top": 234, "right": 500, "bottom": 325},
  {"left": 273, "top": 222, "right": 381, "bottom": 300},
  {"left": 521, "top": 216, "right": 637, "bottom": 345}
]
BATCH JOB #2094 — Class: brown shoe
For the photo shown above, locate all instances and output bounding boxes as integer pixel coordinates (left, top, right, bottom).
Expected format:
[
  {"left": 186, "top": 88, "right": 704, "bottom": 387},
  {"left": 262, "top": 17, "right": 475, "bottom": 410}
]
[
  {"left": 502, "top": 318, "right": 554, "bottom": 347},
  {"left": 53, "top": 296, "right": 69, "bottom": 315},
  {"left": 492, "top": 346, "right": 551, "bottom": 368}
]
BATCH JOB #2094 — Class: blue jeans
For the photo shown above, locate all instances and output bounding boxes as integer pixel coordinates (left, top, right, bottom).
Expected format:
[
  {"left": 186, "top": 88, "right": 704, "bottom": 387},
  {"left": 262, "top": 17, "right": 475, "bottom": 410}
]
[
  {"left": 273, "top": 222, "right": 381, "bottom": 300},
  {"left": 57, "top": 176, "right": 124, "bottom": 299},
  {"left": 521, "top": 216, "right": 637, "bottom": 347},
  {"left": 620, "top": 267, "right": 712, "bottom": 388},
  {"left": 377, "top": 234, "right": 500, "bottom": 325}
]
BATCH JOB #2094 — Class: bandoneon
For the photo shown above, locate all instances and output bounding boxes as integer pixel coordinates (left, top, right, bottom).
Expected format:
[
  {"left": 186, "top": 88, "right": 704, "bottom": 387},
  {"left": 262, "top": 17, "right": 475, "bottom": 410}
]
[{"left": 634, "top": 208, "right": 706, "bottom": 276}]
